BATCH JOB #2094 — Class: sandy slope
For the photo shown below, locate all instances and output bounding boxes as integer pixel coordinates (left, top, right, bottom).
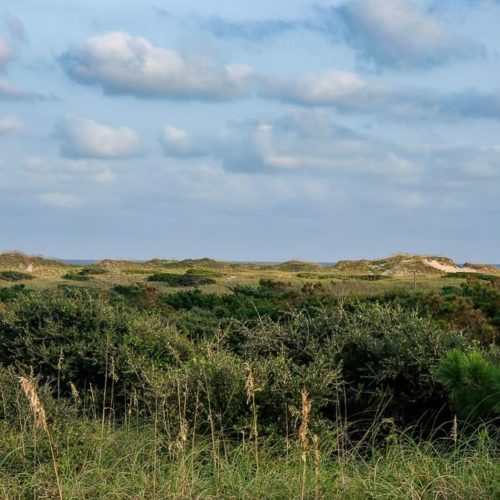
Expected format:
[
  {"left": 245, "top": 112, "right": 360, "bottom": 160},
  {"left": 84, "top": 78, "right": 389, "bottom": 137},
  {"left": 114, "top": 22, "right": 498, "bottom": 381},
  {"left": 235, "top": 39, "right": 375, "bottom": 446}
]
[{"left": 423, "top": 259, "right": 477, "bottom": 273}]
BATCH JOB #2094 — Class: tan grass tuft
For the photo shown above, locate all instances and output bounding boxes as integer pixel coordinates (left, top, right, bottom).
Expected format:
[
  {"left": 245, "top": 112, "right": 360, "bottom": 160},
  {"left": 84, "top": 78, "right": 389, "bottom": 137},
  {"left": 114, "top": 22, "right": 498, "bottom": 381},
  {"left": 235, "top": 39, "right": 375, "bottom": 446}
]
[
  {"left": 19, "top": 376, "right": 47, "bottom": 432},
  {"left": 70, "top": 382, "right": 80, "bottom": 404}
]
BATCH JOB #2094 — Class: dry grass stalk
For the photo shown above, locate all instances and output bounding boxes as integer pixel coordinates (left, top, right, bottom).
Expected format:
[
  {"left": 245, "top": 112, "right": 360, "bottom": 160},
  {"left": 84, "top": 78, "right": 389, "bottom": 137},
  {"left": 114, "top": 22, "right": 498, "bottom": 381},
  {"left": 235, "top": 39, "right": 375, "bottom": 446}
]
[
  {"left": 299, "top": 388, "right": 311, "bottom": 463},
  {"left": 110, "top": 356, "right": 119, "bottom": 382},
  {"left": 57, "top": 349, "right": 64, "bottom": 371},
  {"left": 19, "top": 377, "right": 47, "bottom": 432},
  {"left": 173, "top": 417, "right": 188, "bottom": 453},
  {"left": 70, "top": 382, "right": 80, "bottom": 404},
  {"left": 245, "top": 363, "right": 256, "bottom": 406},
  {"left": 19, "top": 376, "right": 63, "bottom": 499},
  {"left": 451, "top": 415, "right": 458, "bottom": 446},
  {"left": 299, "top": 388, "right": 312, "bottom": 500},
  {"left": 245, "top": 363, "right": 259, "bottom": 469},
  {"left": 312, "top": 434, "right": 321, "bottom": 499}
]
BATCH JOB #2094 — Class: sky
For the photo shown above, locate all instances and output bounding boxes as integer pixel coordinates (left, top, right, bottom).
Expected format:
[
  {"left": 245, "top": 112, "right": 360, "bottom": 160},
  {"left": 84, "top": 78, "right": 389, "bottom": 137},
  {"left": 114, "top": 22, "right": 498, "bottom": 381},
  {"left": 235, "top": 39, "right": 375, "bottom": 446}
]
[{"left": 0, "top": 0, "right": 499, "bottom": 262}]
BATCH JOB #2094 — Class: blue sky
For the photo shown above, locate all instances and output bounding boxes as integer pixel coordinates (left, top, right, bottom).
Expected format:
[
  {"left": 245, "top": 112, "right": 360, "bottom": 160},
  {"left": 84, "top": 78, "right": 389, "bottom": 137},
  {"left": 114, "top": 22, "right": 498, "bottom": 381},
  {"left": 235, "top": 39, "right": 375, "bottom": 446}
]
[{"left": 0, "top": 0, "right": 499, "bottom": 262}]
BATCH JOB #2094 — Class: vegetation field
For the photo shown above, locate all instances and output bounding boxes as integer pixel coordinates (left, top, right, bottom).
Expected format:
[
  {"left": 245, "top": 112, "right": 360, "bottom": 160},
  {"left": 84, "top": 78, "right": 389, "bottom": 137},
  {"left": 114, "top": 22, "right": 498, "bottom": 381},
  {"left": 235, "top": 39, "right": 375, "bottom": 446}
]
[{"left": 0, "top": 252, "right": 499, "bottom": 498}]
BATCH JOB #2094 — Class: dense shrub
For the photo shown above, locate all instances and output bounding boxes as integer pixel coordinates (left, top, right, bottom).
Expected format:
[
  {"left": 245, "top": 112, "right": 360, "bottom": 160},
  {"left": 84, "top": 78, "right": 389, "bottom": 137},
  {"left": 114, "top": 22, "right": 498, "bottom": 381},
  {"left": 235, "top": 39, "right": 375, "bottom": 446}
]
[
  {"left": 80, "top": 267, "right": 108, "bottom": 276},
  {"left": 0, "top": 285, "right": 28, "bottom": 302},
  {"left": 147, "top": 272, "right": 216, "bottom": 287},
  {"left": 0, "top": 271, "right": 34, "bottom": 282},
  {"left": 0, "top": 287, "right": 490, "bottom": 435}
]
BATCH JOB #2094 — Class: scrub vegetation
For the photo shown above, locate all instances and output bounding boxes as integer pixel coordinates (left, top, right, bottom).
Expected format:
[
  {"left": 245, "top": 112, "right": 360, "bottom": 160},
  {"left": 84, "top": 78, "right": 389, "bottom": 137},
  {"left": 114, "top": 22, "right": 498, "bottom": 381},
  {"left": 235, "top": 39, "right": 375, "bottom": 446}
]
[{"left": 0, "top": 252, "right": 498, "bottom": 498}]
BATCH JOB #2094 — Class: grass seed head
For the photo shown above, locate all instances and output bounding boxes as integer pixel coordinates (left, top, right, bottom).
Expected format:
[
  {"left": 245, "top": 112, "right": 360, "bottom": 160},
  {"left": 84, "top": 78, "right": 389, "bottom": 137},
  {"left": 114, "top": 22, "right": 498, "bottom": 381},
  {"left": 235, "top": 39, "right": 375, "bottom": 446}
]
[{"left": 19, "top": 376, "right": 48, "bottom": 432}]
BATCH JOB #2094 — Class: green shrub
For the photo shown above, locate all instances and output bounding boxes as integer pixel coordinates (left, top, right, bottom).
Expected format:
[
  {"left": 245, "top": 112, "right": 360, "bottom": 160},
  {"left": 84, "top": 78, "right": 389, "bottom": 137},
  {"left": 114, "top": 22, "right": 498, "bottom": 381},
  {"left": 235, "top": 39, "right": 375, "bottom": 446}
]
[
  {"left": 0, "top": 288, "right": 481, "bottom": 434},
  {"left": 147, "top": 272, "right": 215, "bottom": 287},
  {"left": 0, "top": 271, "right": 34, "bottom": 282},
  {"left": 80, "top": 267, "right": 108, "bottom": 276},
  {"left": 0, "top": 285, "right": 28, "bottom": 302},
  {"left": 436, "top": 349, "right": 500, "bottom": 419}
]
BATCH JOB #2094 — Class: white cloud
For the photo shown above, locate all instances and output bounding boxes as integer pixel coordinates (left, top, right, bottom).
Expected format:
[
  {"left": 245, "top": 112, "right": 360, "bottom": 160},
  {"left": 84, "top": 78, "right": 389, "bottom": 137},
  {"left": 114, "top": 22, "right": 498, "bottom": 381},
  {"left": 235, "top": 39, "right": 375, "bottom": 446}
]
[
  {"left": 253, "top": 121, "right": 414, "bottom": 175},
  {"left": 38, "top": 192, "right": 81, "bottom": 208},
  {"left": 0, "top": 115, "right": 24, "bottom": 134},
  {"left": 215, "top": 110, "right": 419, "bottom": 177},
  {"left": 55, "top": 117, "right": 140, "bottom": 159},
  {"left": 61, "top": 32, "right": 255, "bottom": 100},
  {"left": 262, "top": 70, "right": 500, "bottom": 122},
  {"left": 337, "top": 0, "right": 480, "bottom": 68},
  {"left": 262, "top": 70, "right": 391, "bottom": 110}
]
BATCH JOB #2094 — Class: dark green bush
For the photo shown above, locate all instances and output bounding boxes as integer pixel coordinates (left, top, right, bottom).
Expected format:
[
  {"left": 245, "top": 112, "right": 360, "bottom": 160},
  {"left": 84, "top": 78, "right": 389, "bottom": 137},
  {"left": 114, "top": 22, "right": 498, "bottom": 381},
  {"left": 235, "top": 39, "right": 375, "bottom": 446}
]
[
  {"left": 0, "top": 287, "right": 483, "bottom": 435},
  {"left": 80, "top": 267, "right": 108, "bottom": 276},
  {"left": 0, "top": 271, "right": 34, "bottom": 282},
  {"left": 147, "top": 272, "right": 215, "bottom": 287},
  {"left": 0, "top": 285, "right": 28, "bottom": 302}
]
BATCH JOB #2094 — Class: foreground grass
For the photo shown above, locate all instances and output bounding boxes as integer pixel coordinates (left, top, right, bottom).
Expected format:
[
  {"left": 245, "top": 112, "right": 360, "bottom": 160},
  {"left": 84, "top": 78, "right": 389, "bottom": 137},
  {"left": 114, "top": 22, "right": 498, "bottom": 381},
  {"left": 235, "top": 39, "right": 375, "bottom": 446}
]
[{"left": 1, "top": 419, "right": 498, "bottom": 499}]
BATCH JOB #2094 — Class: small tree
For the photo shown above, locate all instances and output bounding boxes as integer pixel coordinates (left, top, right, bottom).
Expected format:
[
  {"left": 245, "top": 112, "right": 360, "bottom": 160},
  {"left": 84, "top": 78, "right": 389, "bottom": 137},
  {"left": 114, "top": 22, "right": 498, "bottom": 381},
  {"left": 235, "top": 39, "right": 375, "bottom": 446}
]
[{"left": 436, "top": 350, "right": 500, "bottom": 419}]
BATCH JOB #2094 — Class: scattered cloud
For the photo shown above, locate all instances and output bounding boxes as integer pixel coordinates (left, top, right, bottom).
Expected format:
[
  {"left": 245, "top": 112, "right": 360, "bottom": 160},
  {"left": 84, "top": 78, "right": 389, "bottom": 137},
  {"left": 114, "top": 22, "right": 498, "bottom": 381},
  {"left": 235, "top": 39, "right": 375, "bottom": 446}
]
[
  {"left": 197, "top": 0, "right": 480, "bottom": 70},
  {"left": 262, "top": 70, "right": 391, "bottom": 108},
  {"left": 332, "top": 0, "right": 481, "bottom": 69},
  {"left": 199, "top": 17, "right": 307, "bottom": 41},
  {"left": 0, "top": 115, "right": 24, "bottom": 135},
  {"left": 233, "top": 112, "right": 416, "bottom": 176},
  {"left": 261, "top": 70, "right": 500, "bottom": 121},
  {"left": 37, "top": 192, "right": 82, "bottom": 208},
  {"left": 161, "top": 110, "right": 418, "bottom": 178},
  {"left": 0, "top": 78, "right": 55, "bottom": 101},
  {"left": 155, "top": 110, "right": 500, "bottom": 202},
  {"left": 55, "top": 117, "right": 140, "bottom": 159},
  {"left": 60, "top": 32, "right": 256, "bottom": 100}
]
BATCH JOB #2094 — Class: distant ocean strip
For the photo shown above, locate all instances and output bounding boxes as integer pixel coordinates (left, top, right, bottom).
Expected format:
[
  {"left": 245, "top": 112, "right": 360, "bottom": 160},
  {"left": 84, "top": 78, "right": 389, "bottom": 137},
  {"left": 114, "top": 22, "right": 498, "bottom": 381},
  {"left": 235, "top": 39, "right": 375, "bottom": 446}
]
[{"left": 62, "top": 259, "right": 500, "bottom": 268}]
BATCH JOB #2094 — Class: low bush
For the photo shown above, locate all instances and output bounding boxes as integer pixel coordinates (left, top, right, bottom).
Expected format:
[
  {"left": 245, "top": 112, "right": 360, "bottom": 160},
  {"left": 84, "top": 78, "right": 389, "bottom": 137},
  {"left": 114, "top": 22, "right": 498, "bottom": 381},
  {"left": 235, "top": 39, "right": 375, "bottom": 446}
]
[
  {"left": 147, "top": 272, "right": 216, "bottom": 287},
  {"left": 0, "top": 285, "right": 28, "bottom": 302},
  {"left": 0, "top": 271, "right": 34, "bottom": 282}
]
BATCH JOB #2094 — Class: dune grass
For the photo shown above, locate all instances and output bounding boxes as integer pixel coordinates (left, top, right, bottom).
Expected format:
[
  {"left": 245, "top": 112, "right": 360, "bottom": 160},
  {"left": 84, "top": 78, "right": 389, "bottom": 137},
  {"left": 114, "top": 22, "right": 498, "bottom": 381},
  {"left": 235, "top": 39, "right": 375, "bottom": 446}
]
[{"left": 1, "top": 417, "right": 498, "bottom": 499}]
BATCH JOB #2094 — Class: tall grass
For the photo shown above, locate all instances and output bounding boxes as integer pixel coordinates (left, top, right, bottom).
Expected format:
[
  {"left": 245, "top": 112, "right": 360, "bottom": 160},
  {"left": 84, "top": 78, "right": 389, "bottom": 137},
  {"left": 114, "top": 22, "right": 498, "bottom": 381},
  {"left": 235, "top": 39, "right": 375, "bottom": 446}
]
[
  {"left": 1, "top": 416, "right": 498, "bottom": 499},
  {"left": 1, "top": 370, "right": 498, "bottom": 499}
]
